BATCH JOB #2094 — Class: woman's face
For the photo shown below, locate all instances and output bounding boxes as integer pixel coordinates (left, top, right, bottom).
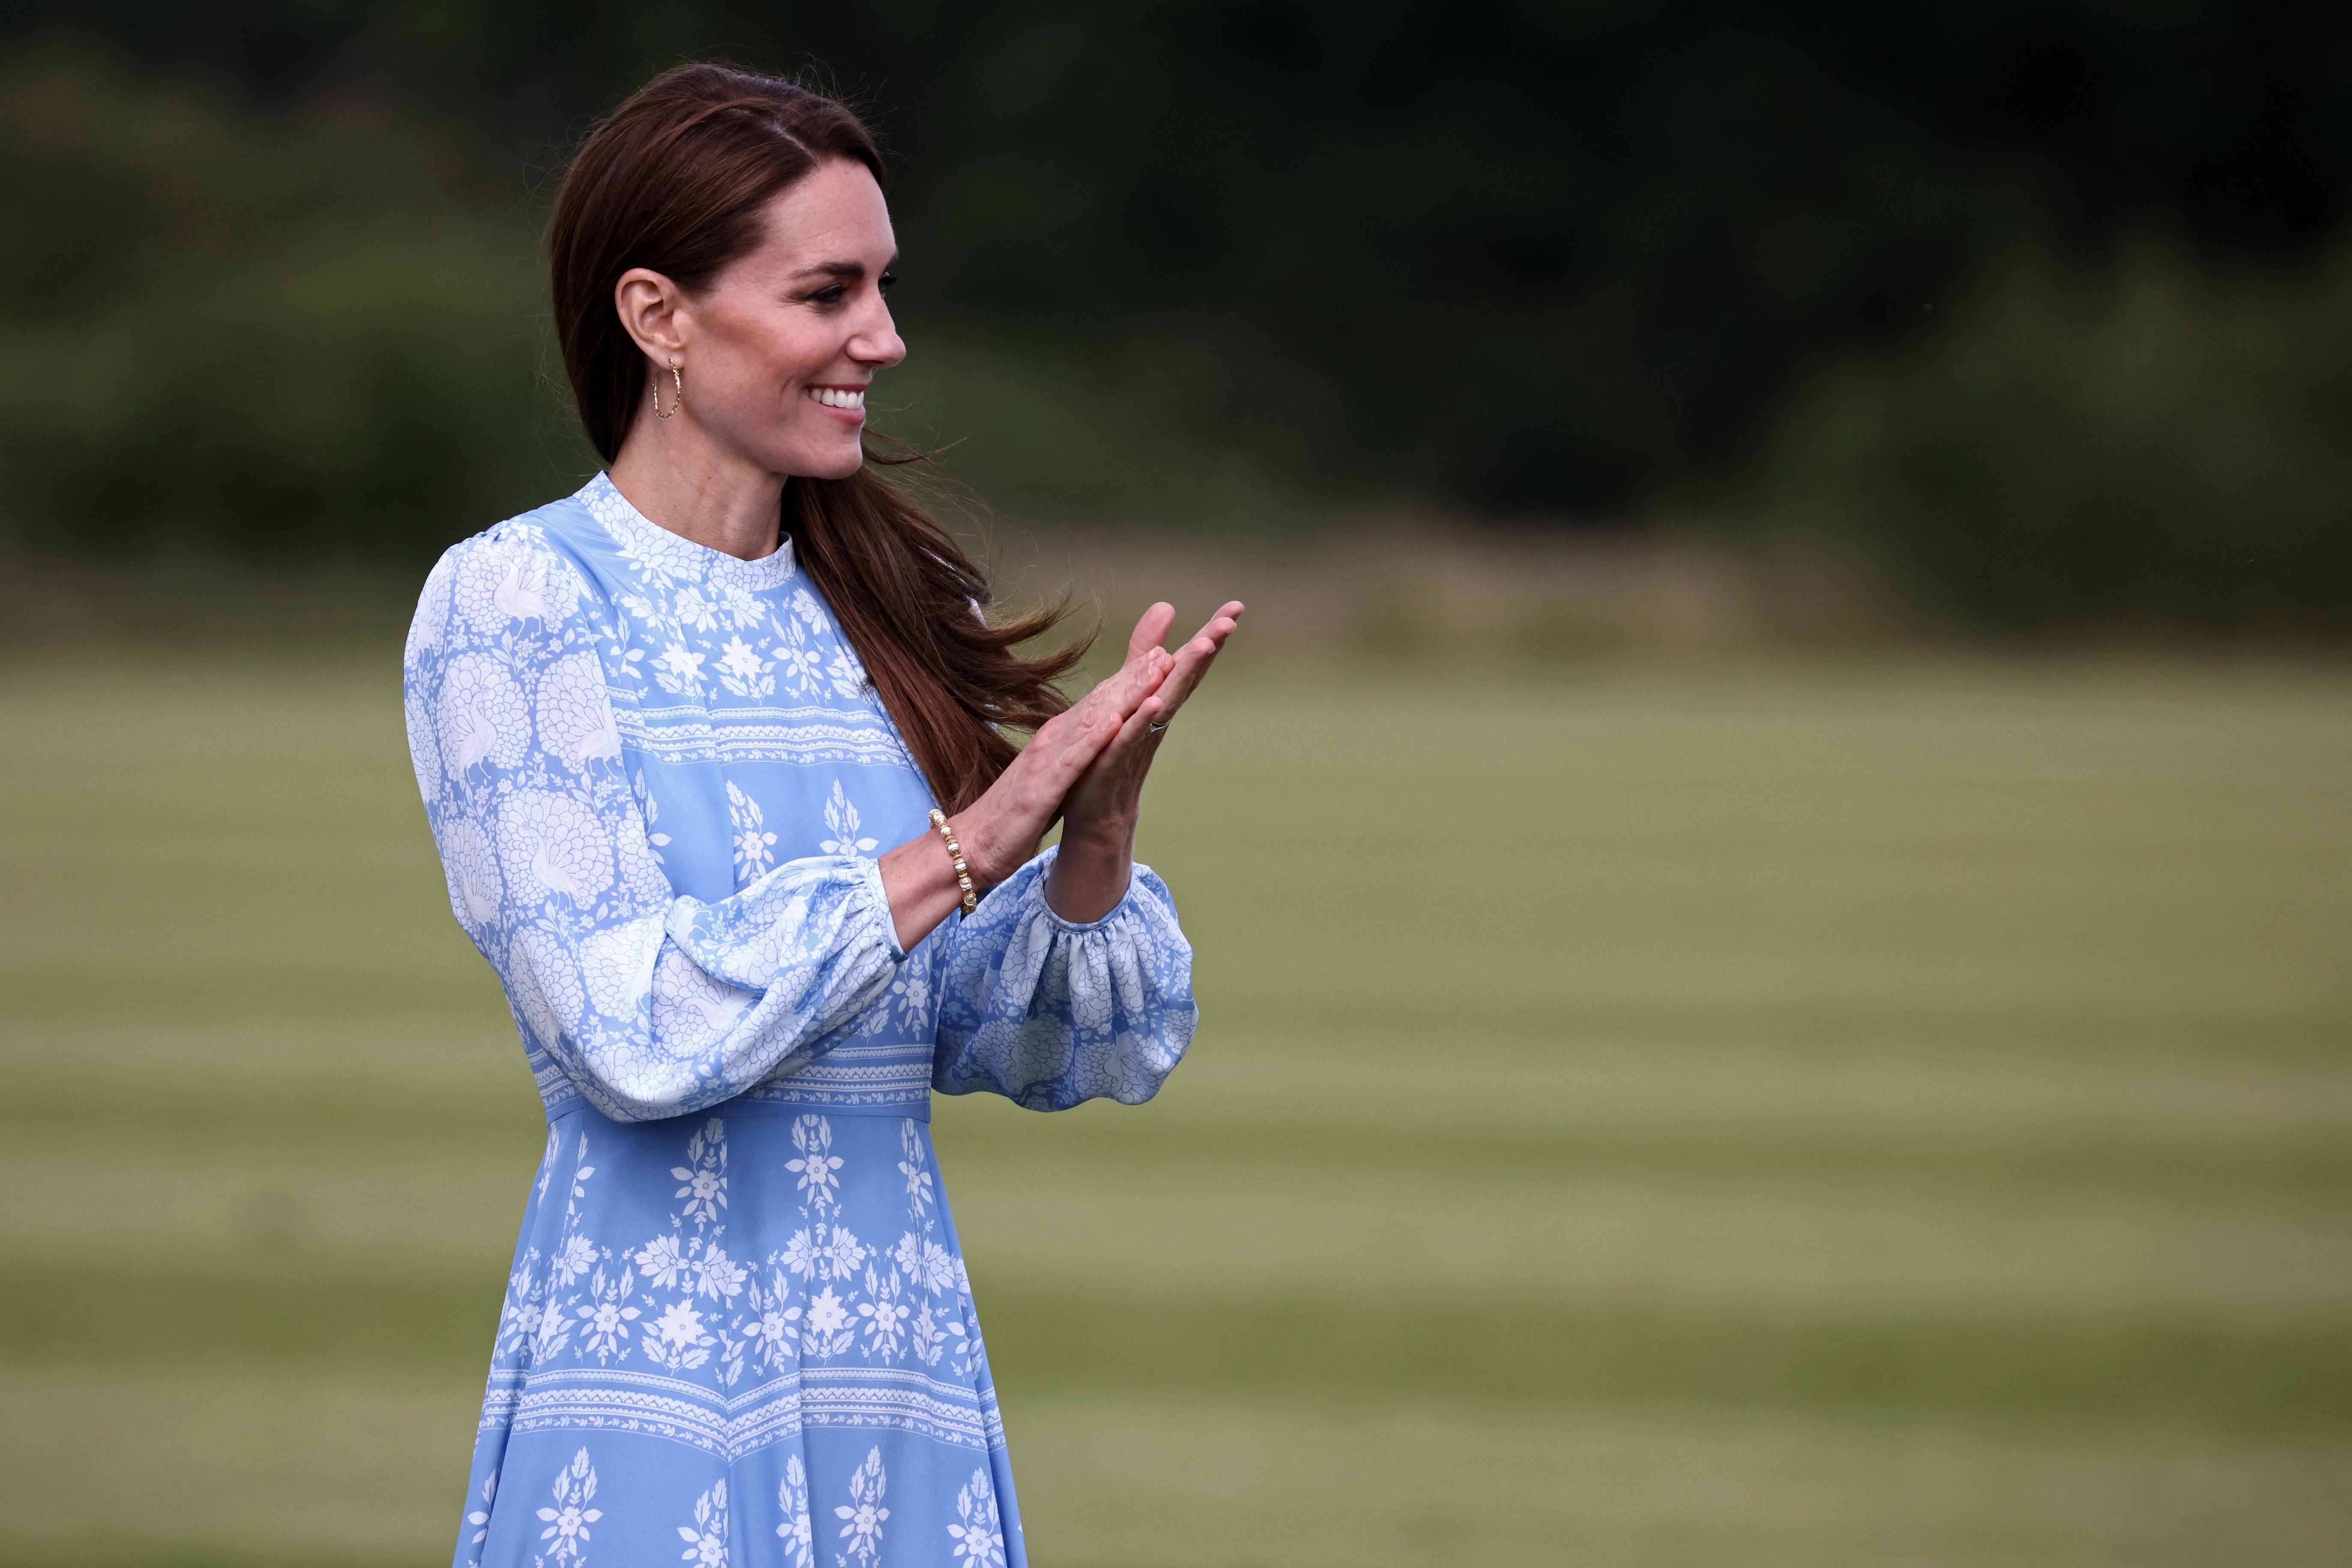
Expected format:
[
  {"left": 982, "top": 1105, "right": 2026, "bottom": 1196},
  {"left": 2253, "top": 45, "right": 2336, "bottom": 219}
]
[{"left": 669, "top": 159, "right": 906, "bottom": 480}]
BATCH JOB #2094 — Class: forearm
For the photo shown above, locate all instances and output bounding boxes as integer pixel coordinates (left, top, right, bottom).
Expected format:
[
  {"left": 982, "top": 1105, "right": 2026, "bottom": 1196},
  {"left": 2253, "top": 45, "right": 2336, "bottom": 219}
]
[{"left": 879, "top": 830, "right": 968, "bottom": 953}]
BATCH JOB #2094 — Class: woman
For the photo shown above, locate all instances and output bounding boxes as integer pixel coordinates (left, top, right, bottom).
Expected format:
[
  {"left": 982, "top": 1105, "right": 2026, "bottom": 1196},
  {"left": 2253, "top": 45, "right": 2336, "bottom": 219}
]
[{"left": 403, "top": 64, "right": 1240, "bottom": 1568}]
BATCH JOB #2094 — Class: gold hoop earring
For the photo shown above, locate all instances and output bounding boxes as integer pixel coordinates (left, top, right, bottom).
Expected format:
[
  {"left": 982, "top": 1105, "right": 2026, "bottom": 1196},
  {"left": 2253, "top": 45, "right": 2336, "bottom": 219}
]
[{"left": 653, "top": 363, "right": 683, "bottom": 420}]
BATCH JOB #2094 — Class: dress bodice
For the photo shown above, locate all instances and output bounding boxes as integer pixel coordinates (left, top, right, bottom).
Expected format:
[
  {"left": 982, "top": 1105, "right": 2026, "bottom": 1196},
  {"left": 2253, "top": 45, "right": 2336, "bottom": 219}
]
[{"left": 403, "top": 473, "right": 1199, "bottom": 1126}]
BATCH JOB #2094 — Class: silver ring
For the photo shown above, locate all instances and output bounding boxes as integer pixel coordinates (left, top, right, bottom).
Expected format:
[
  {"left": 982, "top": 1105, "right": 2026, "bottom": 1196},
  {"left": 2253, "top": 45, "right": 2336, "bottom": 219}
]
[{"left": 1146, "top": 719, "right": 1170, "bottom": 735}]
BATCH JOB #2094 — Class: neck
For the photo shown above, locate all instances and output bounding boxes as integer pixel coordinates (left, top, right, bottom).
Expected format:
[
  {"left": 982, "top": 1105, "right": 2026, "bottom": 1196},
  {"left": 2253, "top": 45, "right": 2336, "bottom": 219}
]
[{"left": 606, "top": 416, "right": 786, "bottom": 561}]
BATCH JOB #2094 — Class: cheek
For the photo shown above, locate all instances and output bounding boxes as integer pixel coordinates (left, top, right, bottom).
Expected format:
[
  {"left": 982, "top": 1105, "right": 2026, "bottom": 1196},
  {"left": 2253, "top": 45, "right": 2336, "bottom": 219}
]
[
  {"left": 702, "top": 312, "right": 833, "bottom": 399},
  {"left": 753, "top": 320, "right": 842, "bottom": 387}
]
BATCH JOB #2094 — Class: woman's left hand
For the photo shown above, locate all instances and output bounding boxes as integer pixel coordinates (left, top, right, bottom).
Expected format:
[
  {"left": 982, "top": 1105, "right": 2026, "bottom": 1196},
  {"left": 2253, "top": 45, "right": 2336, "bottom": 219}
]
[{"left": 1045, "top": 598, "right": 1245, "bottom": 921}]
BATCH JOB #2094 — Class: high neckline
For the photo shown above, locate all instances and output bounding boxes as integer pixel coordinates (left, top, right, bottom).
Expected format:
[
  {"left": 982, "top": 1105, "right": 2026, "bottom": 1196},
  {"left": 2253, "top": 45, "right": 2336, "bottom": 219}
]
[{"left": 576, "top": 471, "right": 798, "bottom": 591}]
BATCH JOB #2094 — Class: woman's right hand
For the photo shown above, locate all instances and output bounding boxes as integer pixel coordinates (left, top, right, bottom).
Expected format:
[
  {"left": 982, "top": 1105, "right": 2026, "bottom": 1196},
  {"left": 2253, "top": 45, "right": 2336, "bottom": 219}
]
[
  {"left": 875, "top": 624, "right": 1172, "bottom": 950},
  {"left": 951, "top": 618, "right": 1176, "bottom": 883}
]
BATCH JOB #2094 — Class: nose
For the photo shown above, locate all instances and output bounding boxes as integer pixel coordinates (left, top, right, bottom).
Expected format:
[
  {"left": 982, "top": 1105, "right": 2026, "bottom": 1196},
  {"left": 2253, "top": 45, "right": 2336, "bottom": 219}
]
[{"left": 849, "top": 298, "right": 906, "bottom": 371}]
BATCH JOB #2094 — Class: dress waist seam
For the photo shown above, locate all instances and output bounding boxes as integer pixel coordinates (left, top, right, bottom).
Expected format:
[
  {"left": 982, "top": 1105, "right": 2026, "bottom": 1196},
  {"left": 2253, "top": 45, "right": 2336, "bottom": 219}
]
[{"left": 543, "top": 1093, "right": 931, "bottom": 1126}]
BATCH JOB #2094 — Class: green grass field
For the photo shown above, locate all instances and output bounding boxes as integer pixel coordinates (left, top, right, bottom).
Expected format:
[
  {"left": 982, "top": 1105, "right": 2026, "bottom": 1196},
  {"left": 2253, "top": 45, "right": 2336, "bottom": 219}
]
[{"left": 2, "top": 652, "right": 2348, "bottom": 1566}]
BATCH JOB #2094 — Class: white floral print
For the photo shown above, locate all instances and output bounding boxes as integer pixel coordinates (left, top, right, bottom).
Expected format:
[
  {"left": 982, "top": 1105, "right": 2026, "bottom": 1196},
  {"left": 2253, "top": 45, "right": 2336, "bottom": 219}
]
[
  {"left": 835, "top": 1447, "right": 889, "bottom": 1567},
  {"left": 714, "top": 635, "right": 775, "bottom": 699},
  {"left": 574, "top": 1268, "right": 640, "bottom": 1363},
  {"left": 779, "top": 1222, "right": 867, "bottom": 1283},
  {"left": 819, "top": 780, "right": 879, "bottom": 857},
  {"left": 805, "top": 1285, "right": 854, "bottom": 1356},
  {"left": 654, "top": 641, "right": 706, "bottom": 697},
  {"left": 535, "top": 1449, "right": 602, "bottom": 1564},
  {"left": 947, "top": 1467, "right": 1006, "bottom": 1566},
  {"left": 891, "top": 1232, "right": 956, "bottom": 1295},
  {"left": 776, "top": 621, "right": 825, "bottom": 697},
  {"left": 856, "top": 1265, "right": 912, "bottom": 1362},
  {"left": 777, "top": 1457, "right": 815, "bottom": 1568},
  {"left": 646, "top": 1298, "right": 715, "bottom": 1371},
  {"left": 466, "top": 1469, "right": 498, "bottom": 1566},
  {"left": 787, "top": 1116, "right": 843, "bottom": 1213},
  {"left": 673, "top": 585, "right": 721, "bottom": 633},
  {"left": 690, "top": 1244, "right": 748, "bottom": 1302},
  {"left": 725, "top": 782, "right": 778, "bottom": 887},
  {"left": 674, "top": 1120, "right": 729, "bottom": 1227},
  {"left": 675, "top": 1479, "right": 729, "bottom": 1568},
  {"left": 827, "top": 644, "right": 867, "bottom": 697},
  {"left": 549, "top": 1230, "right": 599, "bottom": 1289},
  {"left": 633, "top": 1232, "right": 688, "bottom": 1290},
  {"left": 743, "top": 1271, "right": 802, "bottom": 1373},
  {"left": 898, "top": 1119, "right": 935, "bottom": 1218}
]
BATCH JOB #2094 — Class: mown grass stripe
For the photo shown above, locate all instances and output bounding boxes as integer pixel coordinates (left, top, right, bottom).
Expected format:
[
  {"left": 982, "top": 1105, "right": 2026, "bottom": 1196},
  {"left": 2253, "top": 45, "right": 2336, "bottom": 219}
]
[
  {"left": 5, "top": 1106, "right": 2346, "bottom": 1200},
  {"left": 6, "top": 1267, "right": 2344, "bottom": 1434}
]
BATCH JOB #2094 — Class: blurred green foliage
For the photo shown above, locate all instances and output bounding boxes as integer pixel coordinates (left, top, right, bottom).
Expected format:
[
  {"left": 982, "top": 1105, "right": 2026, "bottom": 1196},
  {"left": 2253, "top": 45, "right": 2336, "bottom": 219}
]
[
  {"left": 1752, "top": 251, "right": 2352, "bottom": 636},
  {"left": 1, "top": 3, "right": 2349, "bottom": 632},
  {"left": 0, "top": 54, "right": 1280, "bottom": 559},
  {"left": 0, "top": 59, "right": 578, "bottom": 559}
]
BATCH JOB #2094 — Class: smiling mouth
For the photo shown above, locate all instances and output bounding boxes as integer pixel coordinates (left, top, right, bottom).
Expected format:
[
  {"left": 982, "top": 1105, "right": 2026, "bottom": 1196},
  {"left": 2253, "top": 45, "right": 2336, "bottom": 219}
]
[{"left": 806, "top": 386, "right": 866, "bottom": 411}]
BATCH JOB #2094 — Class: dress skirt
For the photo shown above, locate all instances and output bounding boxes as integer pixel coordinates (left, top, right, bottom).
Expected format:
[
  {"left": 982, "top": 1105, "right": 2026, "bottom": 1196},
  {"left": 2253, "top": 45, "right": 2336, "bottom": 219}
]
[{"left": 462, "top": 1102, "right": 1018, "bottom": 1568}]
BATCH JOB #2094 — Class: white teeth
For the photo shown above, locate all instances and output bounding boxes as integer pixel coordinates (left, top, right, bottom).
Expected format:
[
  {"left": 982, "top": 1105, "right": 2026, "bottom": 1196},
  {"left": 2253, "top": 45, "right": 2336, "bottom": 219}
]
[{"left": 809, "top": 387, "right": 864, "bottom": 410}]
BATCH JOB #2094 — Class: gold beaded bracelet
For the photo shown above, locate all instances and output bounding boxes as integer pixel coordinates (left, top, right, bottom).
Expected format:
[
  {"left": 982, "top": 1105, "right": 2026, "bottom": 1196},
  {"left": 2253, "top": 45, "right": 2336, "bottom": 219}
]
[{"left": 928, "top": 808, "right": 979, "bottom": 917}]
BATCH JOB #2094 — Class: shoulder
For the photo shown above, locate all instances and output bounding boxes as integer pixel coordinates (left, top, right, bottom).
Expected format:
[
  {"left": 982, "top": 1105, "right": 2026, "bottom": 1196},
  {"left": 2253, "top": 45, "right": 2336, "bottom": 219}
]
[{"left": 405, "top": 493, "right": 610, "bottom": 672}]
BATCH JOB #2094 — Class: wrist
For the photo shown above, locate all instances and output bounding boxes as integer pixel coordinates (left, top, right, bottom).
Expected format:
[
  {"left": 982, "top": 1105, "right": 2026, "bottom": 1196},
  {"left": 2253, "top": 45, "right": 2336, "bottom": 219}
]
[
  {"left": 1054, "top": 817, "right": 1135, "bottom": 867},
  {"left": 926, "top": 809, "right": 979, "bottom": 917},
  {"left": 1041, "top": 820, "right": 1135, "bottom": 924},
  {"left": 1068, "top": 808, "right": 1138, "bottom": 860},
  {"left": 946, "top": 808, "right": 1025, "bottom": 888}
]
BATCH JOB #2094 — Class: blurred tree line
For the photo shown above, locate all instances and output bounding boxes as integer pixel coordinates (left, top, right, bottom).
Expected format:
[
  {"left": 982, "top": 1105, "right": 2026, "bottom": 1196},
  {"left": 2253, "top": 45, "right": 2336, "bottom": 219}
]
[{"left": 3, "top": 1, "right": 2349, "bottom": 634}]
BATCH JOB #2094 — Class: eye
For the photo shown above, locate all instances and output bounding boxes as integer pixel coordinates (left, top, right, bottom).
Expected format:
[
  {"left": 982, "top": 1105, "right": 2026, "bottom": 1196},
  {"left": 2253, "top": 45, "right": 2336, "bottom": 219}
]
[
  {"left": 808, "top": 284, "right": 847, "bottom": 306},
  {"left": 878, "top": 270, "right": 896, "bottom": 296}
]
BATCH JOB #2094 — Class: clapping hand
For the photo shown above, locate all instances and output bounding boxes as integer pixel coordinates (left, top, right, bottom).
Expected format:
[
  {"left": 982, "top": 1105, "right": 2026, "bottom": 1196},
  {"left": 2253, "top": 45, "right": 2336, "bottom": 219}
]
[
  {"left": 876, "top": 599, "right": 1242, "bottom": 946},
  {"left": 1044, "top": 600, "right": 1245, "bottom": 921}
]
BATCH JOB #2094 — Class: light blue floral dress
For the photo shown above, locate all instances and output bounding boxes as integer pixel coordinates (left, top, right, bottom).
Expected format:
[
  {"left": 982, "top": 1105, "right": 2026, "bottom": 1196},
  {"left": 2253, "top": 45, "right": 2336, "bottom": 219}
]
[{"left": 402, "top": 474, "right": 1196, "bottom": 1568}]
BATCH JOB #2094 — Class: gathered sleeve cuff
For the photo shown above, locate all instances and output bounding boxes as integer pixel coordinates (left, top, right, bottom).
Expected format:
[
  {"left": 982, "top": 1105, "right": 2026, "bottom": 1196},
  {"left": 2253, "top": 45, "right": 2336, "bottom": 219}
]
[
  {"left": 545, "top": 853, "right": 903, "bottom": 1120},
  {"left": 931, "top": 846, "right": 1199, "bottom": 1109},
  {"left": 403, "top": 526, "right": 903, "bottom": 1124}
]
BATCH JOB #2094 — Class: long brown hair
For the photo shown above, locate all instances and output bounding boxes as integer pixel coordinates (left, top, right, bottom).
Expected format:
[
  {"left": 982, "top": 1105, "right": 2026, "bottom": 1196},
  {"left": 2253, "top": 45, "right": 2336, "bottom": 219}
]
[{"left": 548, "top": 62, "right": 1085, "bottom": 811}]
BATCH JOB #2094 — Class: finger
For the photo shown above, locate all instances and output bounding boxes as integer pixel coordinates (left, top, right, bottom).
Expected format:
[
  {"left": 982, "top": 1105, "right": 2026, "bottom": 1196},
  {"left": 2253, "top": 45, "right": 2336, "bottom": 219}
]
[
  {"left": 1070, "top": 645, "right": 1170, "bottom": 727},
  {"left": 1094, "top": 645, "right": 1172, "bottom": 718},
  {"left": 1149, "top": 605, "right": 1243, "bottom": 716},
  {"left": 1093, "top": 692, "right": 1170, "bottom": 778},
  {"left": 1031, "top": 704, "right": 1126, "bottom": 789},
  {"left": 1176, "top": 603, "right": 1244, "bottom": 665},
  {"left": 1126, "top": 602, "right": 1177, "bottom": 665},
  {"left": 1044, "top": 650, "right": 1170, "bottom": 778},
  {"left": 1152, "top": 643, "right": 1218, "bottom": 717}
]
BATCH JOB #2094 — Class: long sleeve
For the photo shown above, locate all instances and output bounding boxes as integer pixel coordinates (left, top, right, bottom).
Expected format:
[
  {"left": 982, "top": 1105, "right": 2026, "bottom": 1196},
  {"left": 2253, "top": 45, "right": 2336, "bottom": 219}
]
[
  {"left": 931, "top": 846, "right": 1198, "bottom": 1109},
  {"left": 402, "top": 526, "right": 902, "bottom": 1122}
]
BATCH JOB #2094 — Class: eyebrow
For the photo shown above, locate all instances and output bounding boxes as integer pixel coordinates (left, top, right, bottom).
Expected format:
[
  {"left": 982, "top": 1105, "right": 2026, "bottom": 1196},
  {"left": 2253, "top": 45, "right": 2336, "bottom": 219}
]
[{"left": 791, "top": 255, "right": 898, "bottom": 282}]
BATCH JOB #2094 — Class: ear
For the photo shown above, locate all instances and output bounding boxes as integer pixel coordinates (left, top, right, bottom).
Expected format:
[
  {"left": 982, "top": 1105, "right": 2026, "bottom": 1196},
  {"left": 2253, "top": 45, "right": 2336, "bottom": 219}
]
[{"left": 615, "top": 267, "right": 692, "bottom": 367}]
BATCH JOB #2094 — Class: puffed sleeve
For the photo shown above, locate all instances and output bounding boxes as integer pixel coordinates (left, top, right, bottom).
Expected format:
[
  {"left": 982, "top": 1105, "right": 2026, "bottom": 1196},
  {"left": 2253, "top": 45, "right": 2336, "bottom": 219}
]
[
  {"left": 931, "top": 846, "right": 1199, "bottom": 1109},
  {"left": 402, "top": 524, "right": 901, "bottom": 1122}
]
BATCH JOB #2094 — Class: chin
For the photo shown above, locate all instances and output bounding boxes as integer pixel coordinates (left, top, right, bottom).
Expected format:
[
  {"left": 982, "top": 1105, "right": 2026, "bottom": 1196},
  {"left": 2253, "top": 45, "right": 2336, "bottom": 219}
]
[{"left": 781, "top": 440, "right": 868, "bottom": 483}]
